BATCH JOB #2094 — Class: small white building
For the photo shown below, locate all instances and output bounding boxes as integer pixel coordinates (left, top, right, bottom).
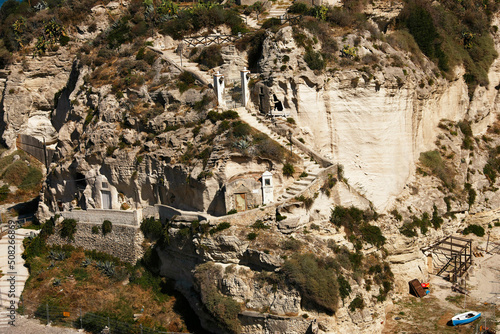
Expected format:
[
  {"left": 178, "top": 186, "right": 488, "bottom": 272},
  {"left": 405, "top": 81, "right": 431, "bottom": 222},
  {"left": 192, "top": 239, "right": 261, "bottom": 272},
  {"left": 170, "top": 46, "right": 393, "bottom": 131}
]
[{"left": 262, "top": 171, "right": 274, "bottom": 205}]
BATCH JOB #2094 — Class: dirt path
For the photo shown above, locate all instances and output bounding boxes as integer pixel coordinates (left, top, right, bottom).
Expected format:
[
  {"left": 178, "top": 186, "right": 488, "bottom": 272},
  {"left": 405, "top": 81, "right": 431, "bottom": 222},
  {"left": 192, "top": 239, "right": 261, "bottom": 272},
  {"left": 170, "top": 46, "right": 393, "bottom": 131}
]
[
  {"left": 468, "top": 253, "right": 500, "bottom": 304},
  {"left": 0, "top": 315, "right": 83, "bottom": 333}
]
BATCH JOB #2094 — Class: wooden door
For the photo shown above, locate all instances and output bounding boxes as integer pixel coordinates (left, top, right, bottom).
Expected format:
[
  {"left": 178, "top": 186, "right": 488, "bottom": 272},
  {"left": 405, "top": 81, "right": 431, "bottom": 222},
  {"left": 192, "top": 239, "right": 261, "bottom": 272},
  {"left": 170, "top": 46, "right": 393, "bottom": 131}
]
[
  {"left": 235, "top": 193, "right": 246, "bottom": 212},
  {"left": 101, "top": 190, "right": 112, "bottom": 209}
]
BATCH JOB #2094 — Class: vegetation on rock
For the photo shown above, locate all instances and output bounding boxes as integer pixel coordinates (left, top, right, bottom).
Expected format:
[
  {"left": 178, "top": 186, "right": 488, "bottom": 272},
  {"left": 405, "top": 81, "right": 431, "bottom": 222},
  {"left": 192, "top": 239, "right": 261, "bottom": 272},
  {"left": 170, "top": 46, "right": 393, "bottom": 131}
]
[{"left": 194, "top": 263, "right": 241, "bottom": 334}]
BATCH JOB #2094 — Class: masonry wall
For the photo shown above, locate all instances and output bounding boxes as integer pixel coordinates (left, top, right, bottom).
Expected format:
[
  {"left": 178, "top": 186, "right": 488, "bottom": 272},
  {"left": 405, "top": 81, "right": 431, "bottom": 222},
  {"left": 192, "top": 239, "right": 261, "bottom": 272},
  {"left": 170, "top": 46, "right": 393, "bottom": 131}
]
[
  {"left": 59, "top": 209, "right": 142, "bottom": 226},
  {"left": 47, "top": 222, "right": 145, "bottom": 264}
]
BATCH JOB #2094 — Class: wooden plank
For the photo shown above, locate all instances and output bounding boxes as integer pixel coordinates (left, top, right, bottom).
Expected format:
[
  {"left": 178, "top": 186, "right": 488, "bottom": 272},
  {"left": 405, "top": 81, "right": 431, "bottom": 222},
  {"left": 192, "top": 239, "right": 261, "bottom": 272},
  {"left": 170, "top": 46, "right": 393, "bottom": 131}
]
[
  {"left": 433, "top": 246, "right": 463, "bottom": 254},
  {"left": 449, "top": 235, "right": 472, "bottom": 242},
  {"left": 439, "top": 239, "right": 469, "bottom": 247}
]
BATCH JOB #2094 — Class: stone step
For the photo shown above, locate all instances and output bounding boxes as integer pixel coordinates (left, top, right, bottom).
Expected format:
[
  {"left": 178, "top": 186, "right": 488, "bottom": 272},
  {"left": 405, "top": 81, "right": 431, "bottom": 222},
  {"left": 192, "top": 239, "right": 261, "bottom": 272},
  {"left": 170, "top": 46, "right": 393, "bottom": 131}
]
[{"left": 293, "top": 180, "right": 311, "bottom": 185}]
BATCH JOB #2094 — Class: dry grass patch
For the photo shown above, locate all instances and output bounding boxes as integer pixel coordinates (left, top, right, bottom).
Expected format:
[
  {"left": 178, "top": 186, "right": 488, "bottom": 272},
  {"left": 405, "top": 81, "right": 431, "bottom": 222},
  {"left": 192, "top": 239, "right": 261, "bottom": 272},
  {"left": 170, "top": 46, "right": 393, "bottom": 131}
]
[{"left": 22, "top": 247, "right": 189, "bottom": 332}]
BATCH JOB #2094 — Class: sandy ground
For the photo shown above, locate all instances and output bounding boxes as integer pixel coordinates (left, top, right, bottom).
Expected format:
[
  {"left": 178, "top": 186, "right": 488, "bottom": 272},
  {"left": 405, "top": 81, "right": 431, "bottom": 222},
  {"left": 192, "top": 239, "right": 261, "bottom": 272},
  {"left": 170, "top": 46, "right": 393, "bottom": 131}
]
[
  {"left": 383, "top": 253, "right": 500, "bottom": 333},
  {"left": 0, "top": 315, "right": 83, "bottom": 334},
  {"left": 468, "top": 253, "right": 500, "bottom": 305}
]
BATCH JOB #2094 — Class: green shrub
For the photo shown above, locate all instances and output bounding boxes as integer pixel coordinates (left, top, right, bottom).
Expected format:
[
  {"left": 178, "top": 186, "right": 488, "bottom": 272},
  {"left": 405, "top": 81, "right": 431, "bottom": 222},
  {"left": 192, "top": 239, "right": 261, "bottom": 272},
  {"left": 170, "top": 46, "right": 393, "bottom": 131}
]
[
  {"left": 102, "top": 220, "right": 112, "bottom": 235},
  {"left": 399, "top": 222, "right": 417, "bottom": 238},
  {"left": 295, "top": 195, "right": 314, "bottom": 209},
  {"left": 463, "top": 224, "right": 485, "bottom": 237},
  {"left": 289, "top": 2, "right": 310, "bottom": 14},
  {"left": 60, "top": 219, "right": 77, "bottom": 241},
  {"left": 282, "top": 237, "right": 302, "bottom": 251},
  {"left": 194, "top": 263, "right": 241, "bottom": 333},
  {"left": 250, "top": 220, "right": 269, "bottom": 229},
  {"left": 281, "top": 253, "right": 339, "bottom": 313},
  {"left": 337, "top": 275, "right": 351, "bottom": 303},
  {"left": 329, "top": 206, "right": 366, "bottom": 235},
  {"left": 195, "top": 45, "right": 224, "bottom": 69},
  {"left": 465, "top": 183, "right": 476, "bottom": 207},
  {"left": 348, "top": 295, "right": 364, "bottom": 312},
  {"left": 22, "top": 234, "right": 47, "bottom": 261},
  {"left": 231, "top": 121, "right": 251, "bottom": 137},
  {"left": 399, "top": 0, "right": 497, "bottom": 96},
  {"left": 262, "top": 17, "right": 283, "bottom": 29},
  {"left": 129, "top": 266, "right": 170, "bottom": 302},
  {"left": 91, "top": 226, "right": 99, "bottom": 234},
  {"left": 391, "top": 209, "right": 402, "bottom": 221},
  {"left": 359, "top": 224, "right": 385, "bottom": 248},
  {"left": 0, "top": 184, "right": 9, "bottom": 201},
  {"left": 227, "top": 209, "right": 237, "bottom": 215},
  {"left": 247, "top": 232, "right": 257, "bottom": 240},
  {"left": 283, "top": 163, "right": 295, "bottom": 177},
  {"left": 207, "top": 110, "right": 239, "bottom": 123},
  {"left": 276, "top": 214, "right": 287, "bottom": 221},
  {"left": 209, "top": 222, "right": 231, "bottom": 235},
  {"left": 304, "top": 49, "right": 325, "bottom": 71},
  {"left": 140, "top": 217, "right": 163, "bottom": 241},
  {"left": 431, "top": 204, "right": 443, "bottom": 229},
  {"left": 176, "top": 71, "right": 197, "bottom": 93},
  {"left": 161, "top": 5, "right": 246, "bottom": 40},
  {"left": 107, "top": 18, "right": 133, "bottom": 48}
]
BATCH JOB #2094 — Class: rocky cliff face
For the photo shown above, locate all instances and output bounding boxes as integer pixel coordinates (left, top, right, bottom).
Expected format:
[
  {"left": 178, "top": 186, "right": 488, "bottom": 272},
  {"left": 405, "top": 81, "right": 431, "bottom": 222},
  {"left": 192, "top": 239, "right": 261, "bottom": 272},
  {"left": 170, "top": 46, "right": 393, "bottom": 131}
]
[
  {"left": 2, "top": 1, "right": 500, "bottom": 334},
  {"left": 0, "top": 49, "right": 74, "bottom": 147},
  {"left": 154, "top": 214, "right": 391, "bottom": 334},
  {"left": 252, "top": 23, "right": 500, "bottom": 211}
]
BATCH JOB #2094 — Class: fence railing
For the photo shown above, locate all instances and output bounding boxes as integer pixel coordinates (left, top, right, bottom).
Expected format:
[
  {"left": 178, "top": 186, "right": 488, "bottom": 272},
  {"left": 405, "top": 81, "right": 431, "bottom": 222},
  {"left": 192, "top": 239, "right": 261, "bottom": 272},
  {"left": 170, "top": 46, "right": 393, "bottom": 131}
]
[
  {"left": 17, "top": 300, "right": 190, "bottom": 334},
  {"left": 0, "top": 217, "right": 35, "bottom": 235}
]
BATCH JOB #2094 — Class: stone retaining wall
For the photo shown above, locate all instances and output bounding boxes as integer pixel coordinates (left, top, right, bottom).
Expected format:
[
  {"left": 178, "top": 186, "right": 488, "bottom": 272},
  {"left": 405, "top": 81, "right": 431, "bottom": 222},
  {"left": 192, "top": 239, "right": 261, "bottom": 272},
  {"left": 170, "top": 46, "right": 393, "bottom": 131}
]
[
  {"left": 59, "top": 209, "right": 142, "bottom": 226},
  {"left": 47, "top": 222, "right": 144, "bottom": 264}
]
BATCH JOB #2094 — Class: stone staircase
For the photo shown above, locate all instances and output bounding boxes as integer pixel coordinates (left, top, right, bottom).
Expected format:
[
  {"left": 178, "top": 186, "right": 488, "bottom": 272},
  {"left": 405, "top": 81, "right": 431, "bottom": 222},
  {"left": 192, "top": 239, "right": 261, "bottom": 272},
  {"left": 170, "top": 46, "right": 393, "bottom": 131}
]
[
  {"left": 267, "top": 0, "right": 293, "bottom": 20},
  {"left": 240, "top": 14, "right": 260, "bottom": 29},
  {"left": 235, "top": 107, "right": 324, "bottom": 202},
  {"left": 277, "top": 155, "right": 321, "bottom": 201},
  {"left": 149, "top": 46, "right": 212, "bottom": 86}
]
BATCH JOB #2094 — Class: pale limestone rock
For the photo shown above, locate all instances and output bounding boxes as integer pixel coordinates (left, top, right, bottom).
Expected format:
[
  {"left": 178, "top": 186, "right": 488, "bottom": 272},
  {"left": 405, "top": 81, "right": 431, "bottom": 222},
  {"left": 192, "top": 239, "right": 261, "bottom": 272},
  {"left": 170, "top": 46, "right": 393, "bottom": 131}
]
[
  {"left": 257, "top": 29, "right": 472, "bottom": 211},
  {"left": 24, "top": 114, "right": 58, "bottom": 144},
  {"left": 1, "top": 51, "right": 73, "bottom": 147}
]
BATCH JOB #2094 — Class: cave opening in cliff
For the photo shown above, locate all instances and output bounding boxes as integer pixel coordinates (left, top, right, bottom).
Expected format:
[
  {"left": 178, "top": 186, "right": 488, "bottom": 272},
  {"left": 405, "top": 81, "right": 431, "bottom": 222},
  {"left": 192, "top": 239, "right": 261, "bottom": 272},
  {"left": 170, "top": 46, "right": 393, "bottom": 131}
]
[
  {"left": 273, "top": 94, "right": 283, "bottom": 112},
  {"left": 75, "top": 172, "right": 86, "bottom": 189}
]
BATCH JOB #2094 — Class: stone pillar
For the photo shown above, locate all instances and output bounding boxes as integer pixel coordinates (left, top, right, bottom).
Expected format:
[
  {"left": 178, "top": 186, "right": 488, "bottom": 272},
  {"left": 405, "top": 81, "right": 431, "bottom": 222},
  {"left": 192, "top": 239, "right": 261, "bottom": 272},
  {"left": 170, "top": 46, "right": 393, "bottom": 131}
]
[
  {"left": 213, "top": 71, "right": 225, "bottom": 108},
  {"left": 262, "top": 171, "right": 273, "bottom": 205},
  {"left": 241, "top": 67, "right": 251, "bottom": 108},
  {"left": 427, "top": 254, "right": 433, "bottom": 274},
  {"left": 134, "top": 208, "right": 143, "bottom": 226}
]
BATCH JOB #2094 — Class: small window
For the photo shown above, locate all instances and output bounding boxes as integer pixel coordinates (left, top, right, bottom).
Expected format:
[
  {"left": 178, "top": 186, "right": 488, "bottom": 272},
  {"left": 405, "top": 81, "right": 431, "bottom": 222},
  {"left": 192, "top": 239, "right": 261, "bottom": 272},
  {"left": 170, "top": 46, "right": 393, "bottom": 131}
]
[
  {"left": 102, "top": 182, "right": 109, "bottom": 189},
  {"left": 265, "top": 179, "right": 271, "bottom": 186}
]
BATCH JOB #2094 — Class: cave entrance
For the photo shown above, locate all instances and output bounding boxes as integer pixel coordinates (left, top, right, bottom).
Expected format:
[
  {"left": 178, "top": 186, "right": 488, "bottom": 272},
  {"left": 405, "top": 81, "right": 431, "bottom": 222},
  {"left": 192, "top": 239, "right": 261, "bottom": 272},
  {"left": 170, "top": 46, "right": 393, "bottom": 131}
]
[
  {"left": 273, "top": 94, "right": 283, "bottom": 112},
  {"left": 234, "top": 193, "right": 247, "bottom": 212}
]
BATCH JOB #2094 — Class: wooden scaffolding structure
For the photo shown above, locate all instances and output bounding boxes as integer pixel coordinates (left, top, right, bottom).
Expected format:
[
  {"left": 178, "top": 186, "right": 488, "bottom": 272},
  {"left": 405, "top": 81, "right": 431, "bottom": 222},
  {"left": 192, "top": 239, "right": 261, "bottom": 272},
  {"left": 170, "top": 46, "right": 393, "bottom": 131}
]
[{"left": 422, "top": 235, "right": 473, "bottom": 282}]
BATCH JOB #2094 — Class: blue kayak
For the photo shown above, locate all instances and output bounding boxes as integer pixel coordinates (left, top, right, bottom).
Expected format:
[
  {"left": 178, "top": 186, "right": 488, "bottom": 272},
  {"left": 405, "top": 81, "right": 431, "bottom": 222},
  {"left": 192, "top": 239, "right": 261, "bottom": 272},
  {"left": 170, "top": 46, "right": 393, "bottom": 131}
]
[{"left": 451, "top": 311, "right": 481, "bottom": 326}]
